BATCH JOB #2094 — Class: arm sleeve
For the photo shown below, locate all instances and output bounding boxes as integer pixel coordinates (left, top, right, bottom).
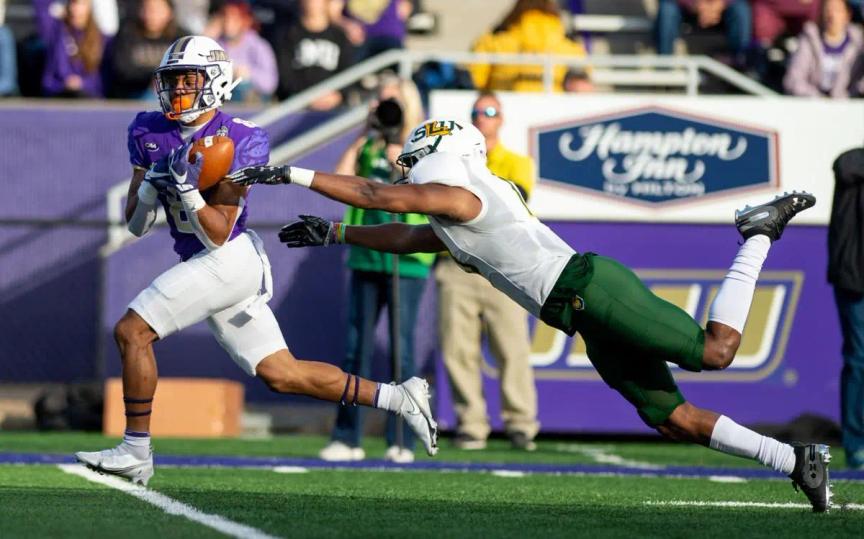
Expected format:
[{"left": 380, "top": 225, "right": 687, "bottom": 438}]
[{"left": 127, "top": 191, "right": 158, "bottom": 237}]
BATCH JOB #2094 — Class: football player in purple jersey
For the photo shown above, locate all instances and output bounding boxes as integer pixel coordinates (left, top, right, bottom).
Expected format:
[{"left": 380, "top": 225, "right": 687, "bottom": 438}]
[{"left": 75, "top": 36, "right": 438, "bottom": 486}]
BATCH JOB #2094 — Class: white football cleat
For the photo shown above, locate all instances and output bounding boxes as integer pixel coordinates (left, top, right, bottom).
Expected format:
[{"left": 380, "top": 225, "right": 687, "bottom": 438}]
[
  {"left": 75, "top": 444, "right": 154, "bottom": 486},
  {"left": 395, "top": 377, "right": 438, "bottom": 456},
  {"left": 318, "top": 441, "right": 365, "bottom": 462},
  {"left": 384, "top": 446, "right": 415, "bottom": 464}
]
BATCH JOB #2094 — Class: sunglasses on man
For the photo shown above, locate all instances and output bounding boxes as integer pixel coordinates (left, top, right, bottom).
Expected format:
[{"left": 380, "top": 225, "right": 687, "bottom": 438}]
[{"left": 471, "top": 106, "right": 499, "bottom": 120}]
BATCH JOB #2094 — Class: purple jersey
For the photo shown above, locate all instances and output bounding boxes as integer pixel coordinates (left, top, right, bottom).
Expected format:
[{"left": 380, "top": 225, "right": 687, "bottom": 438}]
[{"left": 127, "top": 110, "right": 269, "bottom": 260}]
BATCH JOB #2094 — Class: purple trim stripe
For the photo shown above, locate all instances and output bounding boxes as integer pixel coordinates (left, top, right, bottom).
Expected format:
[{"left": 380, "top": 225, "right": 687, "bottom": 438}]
[
  {"left": 339, "top": 374, "right": 352, "bottom": 406},
  {"left": 124, "top": 430, "right": 151, "bottom": 438},
  {"left": 352, "top": 376, "right": 360, "bottom": 407},
  {"left": 373, "top": 384, "right": 381, "bottom": 408},
  {"left": 4, "top": 452, "right": 864, "bottom": 481},
  {"left": 124, "top": 410, "right": 152, "bottom": 417},
  {"left": 123, "top": 397, "right": 154, "bottom": 404}
]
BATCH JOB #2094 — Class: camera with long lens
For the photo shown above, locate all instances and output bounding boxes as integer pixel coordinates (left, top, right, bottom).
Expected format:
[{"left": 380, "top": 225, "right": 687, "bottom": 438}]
[{"left": 369, "top": 98, "right": 404, "bottom": 145}]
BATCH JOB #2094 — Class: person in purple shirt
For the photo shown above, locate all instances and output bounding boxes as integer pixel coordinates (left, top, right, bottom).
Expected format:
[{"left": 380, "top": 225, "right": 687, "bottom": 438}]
[
  {"left": 783, "top": 0, "right": 864, "bottom": 97},
  {"left": 41, "top": 0, "right": 108, "bottom": 97},
  {"left": 209, "top": 0, "right": 278, "bottom": 102},
  {"left": 74, "top": 35, "right": 438, "bottom": 486}
]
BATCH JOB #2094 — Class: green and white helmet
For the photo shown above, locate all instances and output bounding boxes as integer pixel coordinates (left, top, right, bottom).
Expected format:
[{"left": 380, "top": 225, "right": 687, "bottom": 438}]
[{"left": 396, "top": 119, "right": 486, "bottom": 170}]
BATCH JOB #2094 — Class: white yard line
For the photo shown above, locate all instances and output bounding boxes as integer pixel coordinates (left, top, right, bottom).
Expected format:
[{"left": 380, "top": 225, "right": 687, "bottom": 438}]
[
  {"left": 707, "top": 476, "right": 747, "bottom": 483},
  {"left": 272, "top": 466, "right": 309, "bottom": 474},
  {"left": 58, "top": 464, "right": 281, "bottom": 539},
  {"left": 491, "top": 470, "right": 527, "bottom": 478},
  {"left": 554, "top": 444, "right": 665, "bottom": 470},
  {"left": 645, "top": 500, "right": 864, "bottom": 510}
]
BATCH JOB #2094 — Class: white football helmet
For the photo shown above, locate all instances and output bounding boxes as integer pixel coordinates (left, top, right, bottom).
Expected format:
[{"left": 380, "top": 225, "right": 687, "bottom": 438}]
[
  {"left": 153, "top": 35, "right": 241, "bottom": 123},
  {"left": 396, "top": 119, "right": 486, "bottom": 170}
]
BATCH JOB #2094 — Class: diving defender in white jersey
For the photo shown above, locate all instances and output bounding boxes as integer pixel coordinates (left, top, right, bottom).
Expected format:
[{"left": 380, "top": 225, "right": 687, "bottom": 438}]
[{"left": 228, "top": 118, "right": 831, "bottom": 512}]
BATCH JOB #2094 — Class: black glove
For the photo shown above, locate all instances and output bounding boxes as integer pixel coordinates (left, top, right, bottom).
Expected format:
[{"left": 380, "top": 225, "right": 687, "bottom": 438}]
[
  {"left": 279, "top": 215, "right": 338, "bottom": 247},
  {"left": 227, "top": 164, "right": 290, "bottom": 186}
]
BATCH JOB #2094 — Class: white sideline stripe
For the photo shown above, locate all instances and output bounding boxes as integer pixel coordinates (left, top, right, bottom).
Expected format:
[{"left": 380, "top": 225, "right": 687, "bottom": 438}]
[
  {"left": 273, "top": 466, "right": 309, "bottom": 474},
  {"left": 708, "top": 476, "right": 747, "bottom": 483},
  {"left": 491, "top": 470, "right": 526, "bottom": 478},
  {"left": 58, "top": 464, "right": 281, "bottom": 539},
  {"left": 554, "top": 444, "right": 664, "bottom": 470},
  {"left": 645, "top": 500, "right": 864, "bottom": 510}
]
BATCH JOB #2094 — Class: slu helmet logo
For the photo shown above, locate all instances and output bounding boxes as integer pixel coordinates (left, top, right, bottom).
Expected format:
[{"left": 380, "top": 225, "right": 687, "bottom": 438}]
[{"left": 530, "top": 106, "right": 779, "bottom": 204}]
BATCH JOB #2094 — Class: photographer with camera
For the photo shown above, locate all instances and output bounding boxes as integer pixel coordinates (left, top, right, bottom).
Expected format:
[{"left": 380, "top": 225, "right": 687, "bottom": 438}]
[{"left": 318, "top": 73, "right": 432, "bottom": 464}]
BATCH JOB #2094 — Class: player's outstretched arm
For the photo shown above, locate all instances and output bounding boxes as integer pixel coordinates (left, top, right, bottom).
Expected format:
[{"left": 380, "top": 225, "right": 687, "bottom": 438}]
[
  {"left": 279, "top": 215, "right": 446, "bottom": 254},
  {"left": 229, "top": 165, "right": 481, "bottom": 222}
]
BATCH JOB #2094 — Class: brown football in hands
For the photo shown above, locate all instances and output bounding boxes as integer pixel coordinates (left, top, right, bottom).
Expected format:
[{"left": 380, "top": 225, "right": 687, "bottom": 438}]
[{"left": 189, "top": 135, "right": 234, "bottom": 191}]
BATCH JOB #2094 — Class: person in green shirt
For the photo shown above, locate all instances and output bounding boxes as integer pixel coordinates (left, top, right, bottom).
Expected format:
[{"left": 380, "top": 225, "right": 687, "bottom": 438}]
[{"left": 318, "top": 75, "right": 432, "bottom": 463}]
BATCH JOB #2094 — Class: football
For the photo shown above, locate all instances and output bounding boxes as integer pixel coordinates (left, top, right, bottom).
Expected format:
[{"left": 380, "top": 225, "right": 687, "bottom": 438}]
[{"left": 190, "top": 135, "right": 234, "bottom": 191}]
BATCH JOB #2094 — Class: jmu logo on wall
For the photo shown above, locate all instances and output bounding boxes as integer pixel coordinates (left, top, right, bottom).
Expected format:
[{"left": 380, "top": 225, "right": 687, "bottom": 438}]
[
  {"left": 480, "top": 271, "right": 802, "bottom": 382},
  {"left": 530, "top": 106, "right": 779, "bottom": 204}
]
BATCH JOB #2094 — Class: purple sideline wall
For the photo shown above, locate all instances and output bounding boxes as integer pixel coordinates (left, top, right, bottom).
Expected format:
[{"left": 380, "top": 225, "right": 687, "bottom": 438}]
[
  {"left": 0, "top": 105, "right": 842, "bottom": 432},
  {"left": 0, "top": 103, "right": 355, "bottom": 384}
]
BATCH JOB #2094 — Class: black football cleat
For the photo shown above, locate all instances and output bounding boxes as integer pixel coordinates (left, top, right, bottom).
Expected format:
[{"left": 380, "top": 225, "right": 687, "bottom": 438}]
[
  {"left": 735, "top": 192, "right": 816, "bottom": 242},
  {"left": 789, "top": 443, "right": 832, "bottom": 513}
]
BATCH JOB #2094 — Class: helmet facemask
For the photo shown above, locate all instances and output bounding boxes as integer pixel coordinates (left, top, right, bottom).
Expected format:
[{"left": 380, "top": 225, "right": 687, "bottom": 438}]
[
  {"left": 154, "top": 64, "right": 223, "bottom": 123},
  {"left": 395, "top": 136, "right": 446, "bottom": 181}
]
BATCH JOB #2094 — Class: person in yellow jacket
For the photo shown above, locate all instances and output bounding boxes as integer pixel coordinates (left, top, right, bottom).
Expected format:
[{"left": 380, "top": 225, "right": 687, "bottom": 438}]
[
  {"left": 470, "top": 0, "right": 588, "bottom": 92},
  {"left": 436, "top": 92, "right": 540, "bottom": 451}
]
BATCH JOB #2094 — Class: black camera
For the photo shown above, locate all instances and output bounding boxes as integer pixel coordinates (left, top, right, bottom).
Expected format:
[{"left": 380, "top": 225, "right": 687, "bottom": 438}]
[{"left": 370, "top": 98, "right": 404, "bottom": 145}]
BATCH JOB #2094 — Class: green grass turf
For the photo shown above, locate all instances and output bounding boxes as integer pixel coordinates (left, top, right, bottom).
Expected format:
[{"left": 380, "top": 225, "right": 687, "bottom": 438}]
[
  {"left": 2, "top": 464, "right": 863, "bottom": 539},
  {"left": 0, "top": 431, "right": 853, "bottom": 469}
]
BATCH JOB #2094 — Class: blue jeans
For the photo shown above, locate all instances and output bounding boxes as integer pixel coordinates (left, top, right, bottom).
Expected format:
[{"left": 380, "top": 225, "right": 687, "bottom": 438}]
[
  {"left": 332, "top": 270, "right": 427, "bottom": 450},
  {"left": 835, "top": 289, "right": 864, "bottom": 467},
  {"left": 655, "top": 0, "right": 752, "bottom": 57}
]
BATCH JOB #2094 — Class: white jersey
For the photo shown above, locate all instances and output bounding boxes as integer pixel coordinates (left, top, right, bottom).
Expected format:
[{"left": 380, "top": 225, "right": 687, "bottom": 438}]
[{"left": 409, "top": 152, "right": 576, "bottom": 316}]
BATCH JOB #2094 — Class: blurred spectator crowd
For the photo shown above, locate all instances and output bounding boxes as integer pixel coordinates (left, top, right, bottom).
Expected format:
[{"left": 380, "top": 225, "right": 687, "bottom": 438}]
[
  {"left": 1, "top": 0, "right": 863, "bottom": 103},
  {"left": 0, "top": 0, "right": 422, "bottom": 105},
  {"left": 653, "top": 0, "right": 864, "bottom": 96}
]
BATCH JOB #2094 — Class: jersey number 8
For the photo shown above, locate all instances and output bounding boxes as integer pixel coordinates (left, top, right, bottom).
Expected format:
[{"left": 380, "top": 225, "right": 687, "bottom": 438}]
[{"left": 165, "top": 190, "right": 194, "bottom": 234}]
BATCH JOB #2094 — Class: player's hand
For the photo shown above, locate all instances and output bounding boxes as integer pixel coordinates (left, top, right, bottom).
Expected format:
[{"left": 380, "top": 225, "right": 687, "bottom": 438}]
[
  {"left": 168, "top": 142, "right": 203, "bottom": 193},
  {"left": 227, "top": 165, "right": 290, "bottom": 186},
  {"left": 279, "top": 215, "right": 338, "bottom": 247},
  {"left": 143, "top": 155, "right": 174, "bottom": 194}
]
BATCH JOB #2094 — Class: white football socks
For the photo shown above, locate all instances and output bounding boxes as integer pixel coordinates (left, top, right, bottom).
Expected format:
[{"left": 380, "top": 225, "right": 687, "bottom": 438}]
[
  {"left": 708, "top": 235, "right": 771, "bottom": 333},
  {"left": 374, "top": 383, "right": 404, "bottom": 412},
  {"left": 709, "top": 415, "right": 795, "bottom": 474},
  {"left": 122, "top": 430, "right": 152, "bottom": 460}
]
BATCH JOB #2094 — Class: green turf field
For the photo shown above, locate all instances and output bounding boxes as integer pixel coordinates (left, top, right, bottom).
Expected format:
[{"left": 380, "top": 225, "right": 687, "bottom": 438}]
[{"left": 2, "top": 432, "right": 862, "bottom": 538}]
